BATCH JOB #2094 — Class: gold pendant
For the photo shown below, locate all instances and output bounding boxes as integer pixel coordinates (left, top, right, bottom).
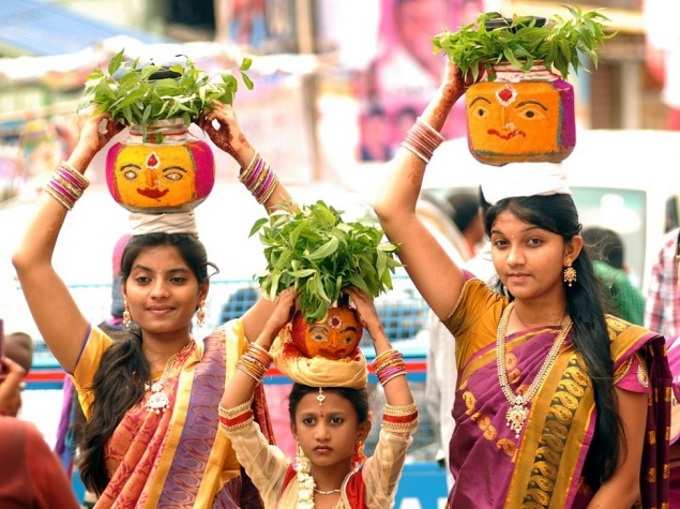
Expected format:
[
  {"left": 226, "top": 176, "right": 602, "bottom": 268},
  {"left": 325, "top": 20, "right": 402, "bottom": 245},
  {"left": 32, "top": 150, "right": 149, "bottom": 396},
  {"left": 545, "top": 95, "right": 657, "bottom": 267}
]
[{"left": 505, "top": 397, "right": 528, "bottom": 438}]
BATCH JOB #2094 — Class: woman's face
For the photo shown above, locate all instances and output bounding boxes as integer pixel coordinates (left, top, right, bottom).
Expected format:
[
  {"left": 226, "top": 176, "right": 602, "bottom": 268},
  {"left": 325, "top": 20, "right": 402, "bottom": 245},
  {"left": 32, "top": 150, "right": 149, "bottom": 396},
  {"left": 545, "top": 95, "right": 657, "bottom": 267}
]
[
  {"left": 292, "top": 391, "right": 369, "bottom": 469},
  {"left": 489, "top": 210, "right": 582, "bottom": 301},
  {"left": 123, "top": 245, "right": 207, "bottom": 335}
]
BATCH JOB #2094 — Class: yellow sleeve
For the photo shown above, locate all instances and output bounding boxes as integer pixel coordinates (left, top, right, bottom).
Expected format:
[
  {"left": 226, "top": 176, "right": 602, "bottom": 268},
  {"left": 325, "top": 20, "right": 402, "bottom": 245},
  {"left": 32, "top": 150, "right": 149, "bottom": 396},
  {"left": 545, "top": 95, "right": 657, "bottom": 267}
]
[
  {"left": 71, "top": 326, "right": 114, "bottom": 420},
  {"left": 443, "top": 278, "right": 507, "bottom": 368}
]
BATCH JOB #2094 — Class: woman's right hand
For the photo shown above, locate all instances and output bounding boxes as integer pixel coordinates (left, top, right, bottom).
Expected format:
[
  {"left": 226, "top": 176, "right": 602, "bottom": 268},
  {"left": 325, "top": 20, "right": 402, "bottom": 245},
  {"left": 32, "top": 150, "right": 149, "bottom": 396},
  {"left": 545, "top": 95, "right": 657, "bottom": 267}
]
[
  {"left": 199, "top": 103, "right": 254, "bottom": 165},
  {"left": 71, "top": 112, "right": 124, "bottom": 170},
  {"left": 440, "top": 58, "right": 479, "bottom": 102}
]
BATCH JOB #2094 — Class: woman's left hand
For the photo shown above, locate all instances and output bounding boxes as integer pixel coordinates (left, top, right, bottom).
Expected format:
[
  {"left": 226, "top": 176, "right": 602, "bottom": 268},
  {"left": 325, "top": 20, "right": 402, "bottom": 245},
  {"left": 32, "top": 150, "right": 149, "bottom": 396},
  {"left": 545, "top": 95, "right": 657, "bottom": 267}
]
[
  {"left": 345, "top": 287, "right": 383, "bottom": 338},
  {"left": 199, "top": 103, "right": 252, "bottom": 163}
]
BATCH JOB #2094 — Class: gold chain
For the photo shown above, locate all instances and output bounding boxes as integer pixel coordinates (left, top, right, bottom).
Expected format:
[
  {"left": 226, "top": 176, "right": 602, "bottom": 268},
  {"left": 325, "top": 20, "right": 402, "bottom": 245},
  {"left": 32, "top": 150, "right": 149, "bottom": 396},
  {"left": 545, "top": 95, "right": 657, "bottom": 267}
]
[{"left": 496, "top": 302, "right": 572, "bottom": 437}]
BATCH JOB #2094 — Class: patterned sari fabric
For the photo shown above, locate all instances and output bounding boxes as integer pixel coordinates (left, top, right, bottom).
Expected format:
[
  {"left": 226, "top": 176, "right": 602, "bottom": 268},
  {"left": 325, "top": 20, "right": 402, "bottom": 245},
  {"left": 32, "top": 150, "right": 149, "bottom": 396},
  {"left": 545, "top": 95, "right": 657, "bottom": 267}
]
[
  {"left": 72, "top": 320, "right": 273, "bottom": 509},
  {"left": 444, "top": 277, "right": 677, "bottom": 509}
]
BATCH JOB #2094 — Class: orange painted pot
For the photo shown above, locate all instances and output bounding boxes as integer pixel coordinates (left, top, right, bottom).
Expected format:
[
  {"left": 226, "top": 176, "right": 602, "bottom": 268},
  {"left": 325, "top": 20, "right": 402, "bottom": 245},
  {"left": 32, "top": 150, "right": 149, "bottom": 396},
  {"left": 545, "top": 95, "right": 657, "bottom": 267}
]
[
  {"left": 291, "top": 306, "right": 363, "bottom": 360},
  {"left": 105, "top": 119, "right": 215, "bottom": 213},
  {"left": 465, "top": 64, "right": 576, "bottom": 166}
]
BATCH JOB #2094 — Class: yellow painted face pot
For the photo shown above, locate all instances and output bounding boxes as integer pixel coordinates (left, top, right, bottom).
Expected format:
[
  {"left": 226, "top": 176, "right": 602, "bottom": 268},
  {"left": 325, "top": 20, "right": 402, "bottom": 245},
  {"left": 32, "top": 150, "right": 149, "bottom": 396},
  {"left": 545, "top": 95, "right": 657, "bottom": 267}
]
[
  {"left": 291, "top": 307, "right": 363, "bottom": 360},
  {"left": 465, "top": 66, "right": 576, "bottom": 166},
  {"left": 105, "top": 122, "right": 214, "bottom": 213}
]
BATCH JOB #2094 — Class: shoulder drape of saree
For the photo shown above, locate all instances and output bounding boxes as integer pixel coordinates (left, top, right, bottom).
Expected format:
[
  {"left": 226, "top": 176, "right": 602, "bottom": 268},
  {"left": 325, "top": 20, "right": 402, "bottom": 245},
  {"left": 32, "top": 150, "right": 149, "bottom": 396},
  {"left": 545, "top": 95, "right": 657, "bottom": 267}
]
[{"left": 503, "top": 316, "right": 675, "bottom": 509}]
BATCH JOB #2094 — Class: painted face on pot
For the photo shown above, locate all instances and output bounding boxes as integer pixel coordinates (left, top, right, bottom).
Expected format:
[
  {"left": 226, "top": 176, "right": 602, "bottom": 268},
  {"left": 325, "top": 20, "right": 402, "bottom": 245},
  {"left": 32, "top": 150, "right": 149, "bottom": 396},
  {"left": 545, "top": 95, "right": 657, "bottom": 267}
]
[
  {"left": 291, "top": 308, "right": 363, "bottom": 360},
  {"left": 112, "top": 144, "right": 196, "bottom": 208},
  {"left": 466, "top": 81, "right": 566, "bottom": 162},
  {"left": 106, "top": 140, "right": 214, "bottom": 212}
]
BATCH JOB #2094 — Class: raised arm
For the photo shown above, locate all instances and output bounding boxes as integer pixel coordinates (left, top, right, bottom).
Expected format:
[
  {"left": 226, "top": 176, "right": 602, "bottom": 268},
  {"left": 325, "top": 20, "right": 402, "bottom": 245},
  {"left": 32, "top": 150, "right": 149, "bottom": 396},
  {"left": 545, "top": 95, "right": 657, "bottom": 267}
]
[
  {"left": 11, "top": 115, "right": 122, "bottom": 373},
  {"left": 200, "top": 104, "right": 298, "bottom": 341},
  {"left": 373, "top": 61, "right": 472, "bottom": 320},
  {"left": 220, "top": 289, "right": 295, "bottom": 409},
  {"left": 346, "top": 288, "right": 413, "bottom": 407}
]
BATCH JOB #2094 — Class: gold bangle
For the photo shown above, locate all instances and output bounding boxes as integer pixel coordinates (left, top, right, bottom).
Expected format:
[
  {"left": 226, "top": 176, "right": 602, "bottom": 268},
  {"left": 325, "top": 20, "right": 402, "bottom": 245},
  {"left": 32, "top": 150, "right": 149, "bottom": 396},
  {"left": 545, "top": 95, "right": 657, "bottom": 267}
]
[
  {"left": 239, "top": 152, "right": 260, "bottom": 183},
  {"left": 250, "top": 162, "right": 270, "bottom": 195},
  {"left": 44, "top": 185, "right": 73, "bottom": 211},
  {"left": 59, "top": 160, "right": 90, "bottom": 188},
  {"left": 259, "top": 177, "right": 279, "bottom": 205},
  {"left": 384, "top": 403, "right": 418, "bottom": 417}
]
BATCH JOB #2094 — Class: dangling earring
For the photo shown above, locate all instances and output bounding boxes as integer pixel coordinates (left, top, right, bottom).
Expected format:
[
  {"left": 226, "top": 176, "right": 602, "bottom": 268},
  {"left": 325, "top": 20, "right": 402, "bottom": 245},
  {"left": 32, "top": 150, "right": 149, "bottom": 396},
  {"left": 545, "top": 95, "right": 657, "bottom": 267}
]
[
  {"left": 352, "top": 439, "right": 366, "bottom": 466},
  {"left": 296, "top": 443, "right": 311, "bottom": 474},
  {"left": 563, "top": 263, "right": 577, "bottom": 287},
  {"left": 123, "top": 301, "right": 132, "bottom": 328},
  {"left": 196, "top": 302, "right": 206, "bottom": 327}
]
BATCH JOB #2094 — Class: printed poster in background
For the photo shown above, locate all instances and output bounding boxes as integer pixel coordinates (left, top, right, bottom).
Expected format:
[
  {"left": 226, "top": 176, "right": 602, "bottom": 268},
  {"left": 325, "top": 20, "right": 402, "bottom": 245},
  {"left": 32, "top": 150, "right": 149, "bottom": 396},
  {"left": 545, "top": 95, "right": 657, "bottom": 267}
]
[{"left": 359, "top": 0, "right": 486, "bottom": 162}]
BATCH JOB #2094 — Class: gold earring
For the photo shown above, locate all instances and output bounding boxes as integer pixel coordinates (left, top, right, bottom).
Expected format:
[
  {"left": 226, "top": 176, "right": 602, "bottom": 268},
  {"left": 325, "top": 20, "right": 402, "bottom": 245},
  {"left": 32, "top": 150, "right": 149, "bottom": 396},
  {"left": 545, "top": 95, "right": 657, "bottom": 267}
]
[
  {"left": 123, "top": 302, "right": 132, "bottom": 328},
  {"left": 196, "top": 302, "right": 206, "bottom": 327},
  {"left": 563, "top": 264, "right": 577, "bottom": 287}
]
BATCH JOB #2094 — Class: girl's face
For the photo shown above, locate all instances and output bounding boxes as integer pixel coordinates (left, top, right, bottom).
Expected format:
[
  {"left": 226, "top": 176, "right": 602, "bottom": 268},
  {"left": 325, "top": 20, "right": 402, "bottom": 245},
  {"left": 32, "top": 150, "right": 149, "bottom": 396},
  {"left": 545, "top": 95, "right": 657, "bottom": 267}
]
[
  {"left": 292, "top": 391, "right": 369, "bottom": 469},
  {"left": 123, "top": 245, "right": 207, "bottom": 335},
  {"left": 490, "top": 210, "right": 582, "bottom": 301}
]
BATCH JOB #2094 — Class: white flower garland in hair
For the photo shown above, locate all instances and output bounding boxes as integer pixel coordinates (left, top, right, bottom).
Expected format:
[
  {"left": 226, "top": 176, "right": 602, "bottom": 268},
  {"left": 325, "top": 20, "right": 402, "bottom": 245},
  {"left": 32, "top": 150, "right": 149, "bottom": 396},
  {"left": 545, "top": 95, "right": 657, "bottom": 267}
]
[{"left": 296, "top": 445, "right": 315, "bottom": 509}]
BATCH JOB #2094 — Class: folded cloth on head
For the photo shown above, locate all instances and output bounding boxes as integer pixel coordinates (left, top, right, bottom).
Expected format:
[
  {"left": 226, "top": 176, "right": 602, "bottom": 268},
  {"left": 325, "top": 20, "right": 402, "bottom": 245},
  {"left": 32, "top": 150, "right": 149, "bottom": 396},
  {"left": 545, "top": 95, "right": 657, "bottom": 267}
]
[
  {"left": 129, "top": 211, "right": 198, "bottom": 236},
  {"left": 270, "top": 328, "right": 368, "bottom": 389},
  {"left": 480, "top": 162, "right": 570, "bottom": 205}
]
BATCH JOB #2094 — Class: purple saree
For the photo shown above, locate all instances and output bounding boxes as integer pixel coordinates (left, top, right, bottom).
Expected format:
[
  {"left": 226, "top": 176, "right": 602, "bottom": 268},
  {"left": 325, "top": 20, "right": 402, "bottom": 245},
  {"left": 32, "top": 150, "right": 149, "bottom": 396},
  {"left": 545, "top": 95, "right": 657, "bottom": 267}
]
[{"left": 444, "top": 277, "right": 676, "bottom": 509}]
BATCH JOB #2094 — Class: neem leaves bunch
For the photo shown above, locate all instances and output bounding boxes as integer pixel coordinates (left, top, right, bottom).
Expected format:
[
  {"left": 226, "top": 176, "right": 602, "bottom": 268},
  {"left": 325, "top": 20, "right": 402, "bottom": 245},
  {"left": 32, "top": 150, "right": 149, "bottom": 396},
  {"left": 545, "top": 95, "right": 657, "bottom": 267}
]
[
  {"left": 83, "top": 50, "right": 253, "bottom": 138},
  {"left": 433, "top": 6, "right": 612, "bottom": 81},
  {"left": 251, "top": 201, "right": 401, "bottom": 322}
]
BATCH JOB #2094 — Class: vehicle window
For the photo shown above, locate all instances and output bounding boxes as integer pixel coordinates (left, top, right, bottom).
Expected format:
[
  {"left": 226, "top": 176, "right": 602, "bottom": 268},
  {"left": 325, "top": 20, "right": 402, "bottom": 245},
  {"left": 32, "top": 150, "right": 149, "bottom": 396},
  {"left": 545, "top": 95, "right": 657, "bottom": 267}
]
[{"left": 571, "top": 187, "right": 646, "bottom": 287}]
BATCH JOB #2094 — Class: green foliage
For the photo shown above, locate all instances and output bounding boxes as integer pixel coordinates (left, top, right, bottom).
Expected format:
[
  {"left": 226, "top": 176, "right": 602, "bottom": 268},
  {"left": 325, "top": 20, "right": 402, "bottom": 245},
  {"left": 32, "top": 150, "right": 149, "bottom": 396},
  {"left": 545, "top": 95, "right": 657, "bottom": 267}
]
[
  {"left": 251, "top": 201, "right": 401, "bottom": 322},
  {"left": 82, "top": 51, "right": 254, "bottom": 137},
  {"left": 433, "top": 6, "right": 612, "bottom": 80}
]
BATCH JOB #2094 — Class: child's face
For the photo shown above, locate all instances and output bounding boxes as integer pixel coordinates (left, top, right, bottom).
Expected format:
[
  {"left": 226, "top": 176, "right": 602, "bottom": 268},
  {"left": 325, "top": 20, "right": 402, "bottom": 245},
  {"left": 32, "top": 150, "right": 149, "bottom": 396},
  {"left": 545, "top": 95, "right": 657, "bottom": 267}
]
[{"left": 292, "top": 391, "right": 368, "bottom": 470}]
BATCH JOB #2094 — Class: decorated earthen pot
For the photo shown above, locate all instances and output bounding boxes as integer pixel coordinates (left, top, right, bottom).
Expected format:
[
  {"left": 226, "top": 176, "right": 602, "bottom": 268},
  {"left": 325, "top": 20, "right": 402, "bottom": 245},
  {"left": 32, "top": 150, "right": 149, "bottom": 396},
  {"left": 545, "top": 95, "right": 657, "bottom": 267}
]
[
  {"left": 105, "top": 119, "right": 215, "bottom": 213},
  {"left": 291, "top": 306, "right": 363, "bottom": 360},
  {"left": 465, "top": 64, "right": 575, "bottom": 166}
]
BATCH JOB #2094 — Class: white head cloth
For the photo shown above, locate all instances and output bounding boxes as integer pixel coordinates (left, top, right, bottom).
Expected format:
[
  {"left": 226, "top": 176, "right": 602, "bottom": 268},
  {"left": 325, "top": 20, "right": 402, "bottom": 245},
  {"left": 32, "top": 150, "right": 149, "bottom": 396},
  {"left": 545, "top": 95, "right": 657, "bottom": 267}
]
[
  {"left": 128, "top": 211, "right": 199, "bottom": 236},
  {"left": 480, "top": 163, "right": 571, "bottom": 205}
]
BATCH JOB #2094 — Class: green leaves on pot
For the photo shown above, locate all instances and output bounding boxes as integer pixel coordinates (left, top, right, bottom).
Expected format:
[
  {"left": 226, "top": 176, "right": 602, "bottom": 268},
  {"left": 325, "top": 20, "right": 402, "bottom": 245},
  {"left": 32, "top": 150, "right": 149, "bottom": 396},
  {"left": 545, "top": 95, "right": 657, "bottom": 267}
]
[
  {"left": 82, "top": 51, "right": 254, "bottom": 135},
  {"left": 433, "top": 7, "right": 612, "bottom": 81},
  {"left": 251, "top": 201, "right": 401, "bottom": 322}
]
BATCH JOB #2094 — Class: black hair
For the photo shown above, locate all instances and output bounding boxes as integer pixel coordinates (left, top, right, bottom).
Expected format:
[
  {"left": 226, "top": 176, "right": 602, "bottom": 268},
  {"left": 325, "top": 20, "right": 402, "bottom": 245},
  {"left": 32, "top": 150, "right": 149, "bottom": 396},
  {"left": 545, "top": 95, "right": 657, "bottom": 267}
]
[
  {"left": 79, "top": 233, "right": 212, "bottom": 494},
  {"left": 582, "top": 226, "right": 624, "bottom": 270},
  {"left": 484, "top": 194, "right": 620, "bottom": 489},
  {"left": 288, "top": 383, "right": 369, "bottom": 425},
  {"left": 446, "top": 191, "right": 481, "bottom": 233}
]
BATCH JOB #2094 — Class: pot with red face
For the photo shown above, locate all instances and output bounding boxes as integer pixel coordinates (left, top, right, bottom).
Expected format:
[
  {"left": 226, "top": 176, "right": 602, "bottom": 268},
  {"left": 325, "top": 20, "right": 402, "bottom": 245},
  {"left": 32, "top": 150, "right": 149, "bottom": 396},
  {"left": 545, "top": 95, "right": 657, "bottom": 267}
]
[{"left": 291, "top": 306, "right": 363, "bottom": 360}]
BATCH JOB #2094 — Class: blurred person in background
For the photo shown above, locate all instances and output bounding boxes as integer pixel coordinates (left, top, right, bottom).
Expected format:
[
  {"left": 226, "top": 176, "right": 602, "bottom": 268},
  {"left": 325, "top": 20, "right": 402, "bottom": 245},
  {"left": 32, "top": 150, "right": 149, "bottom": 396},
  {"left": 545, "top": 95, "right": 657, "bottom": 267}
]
[
  {"left": 645, "top": 228, "right": 680, "bottom": 506},
  {"left": 644, "top": 0, "right": 680, "bottom": 130},
  {"left": 422, "top": 189, "right": 493, "bottom": 485},
  {"left": 0, "top": 340, "right": 79, "bottom": 508},
  {"left": 359, "top": 105, "right": 393, "bottom": 161},
  {"left": 1, "top": 331, "right": 33, "bottom": 417},
  {"left": 214, "top": 0, "right": 268, "bottom": 48},
  {"left": 583, "top": 226, "right": 644, "bottom": 325},
  {"left": 446, "top": 191, "right": 485, "bottom": 259}
]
